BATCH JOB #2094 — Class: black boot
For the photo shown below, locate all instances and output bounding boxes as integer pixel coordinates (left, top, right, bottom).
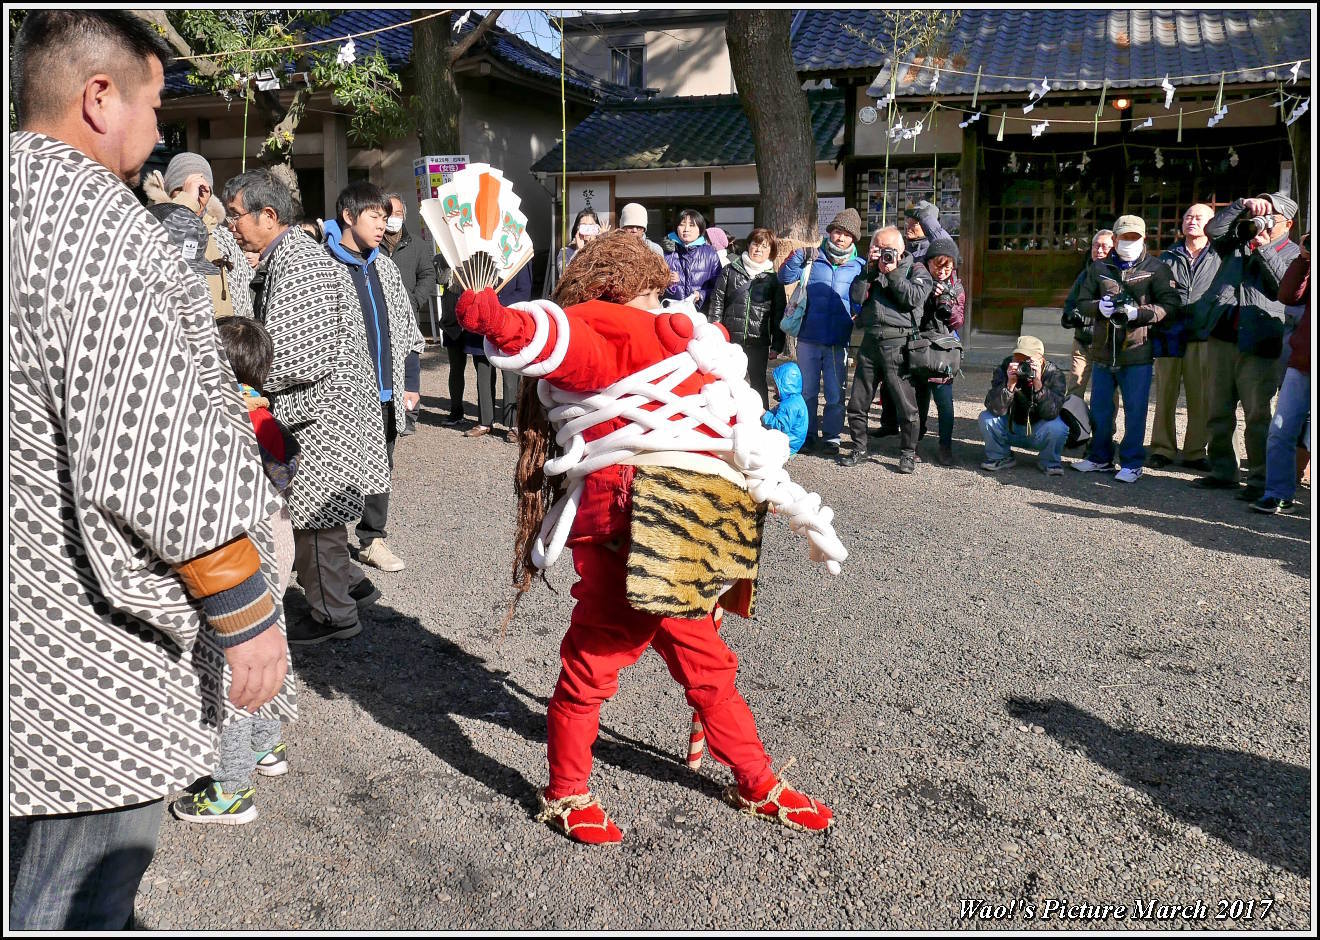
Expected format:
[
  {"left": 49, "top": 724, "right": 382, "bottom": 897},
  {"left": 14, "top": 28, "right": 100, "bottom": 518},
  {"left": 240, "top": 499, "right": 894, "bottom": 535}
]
[
  {"left": 897, "top": 453, "right": 917, "bottom": 474},
  {"left": 840, "top": 445, "right": 866, "bottom": 467}
]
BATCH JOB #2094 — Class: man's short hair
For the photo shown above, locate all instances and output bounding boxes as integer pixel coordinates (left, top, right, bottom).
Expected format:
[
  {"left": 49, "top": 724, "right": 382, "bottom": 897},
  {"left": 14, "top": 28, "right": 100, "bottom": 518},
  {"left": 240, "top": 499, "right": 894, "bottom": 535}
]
[
  {"left": 12, "top": 10, "right": 171, "bottom": 127},
  {"left": 383, "top": 191, "right": 406, "bottom": 213},
  {"left": 336, "top": 181, "right": 390, "bottom": 225},
  {"left": 217, "top": 317, "right": 275, "bottom": 390},
  {"left": 1092, "top": 229, "right": 1115, "bottom": 242},
  {"left": 874, "top": 225, "right": 904, "bottom": 249},
  {"left": 222, "top": 169, "right": 297, "bottom": 226}
]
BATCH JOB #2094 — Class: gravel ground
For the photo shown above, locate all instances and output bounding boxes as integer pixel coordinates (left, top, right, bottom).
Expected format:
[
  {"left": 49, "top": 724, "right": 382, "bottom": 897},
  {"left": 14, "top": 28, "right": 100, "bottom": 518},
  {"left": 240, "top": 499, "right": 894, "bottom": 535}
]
[{"left": 12, "top": 353, "right": 1313, "bottom": 930}]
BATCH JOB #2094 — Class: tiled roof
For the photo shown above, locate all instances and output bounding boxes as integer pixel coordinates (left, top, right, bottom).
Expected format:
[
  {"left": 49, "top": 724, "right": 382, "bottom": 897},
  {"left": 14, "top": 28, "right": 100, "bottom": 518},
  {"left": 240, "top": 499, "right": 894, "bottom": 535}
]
[
  {"left": 790, "top": 9, "right": 1311, "bottom": 94},
  {"left": 164, "top": 10, "right": 636, "bottom": 101},
  {"left": 531, "top": 89, "right": 845, "bottom": 174}
]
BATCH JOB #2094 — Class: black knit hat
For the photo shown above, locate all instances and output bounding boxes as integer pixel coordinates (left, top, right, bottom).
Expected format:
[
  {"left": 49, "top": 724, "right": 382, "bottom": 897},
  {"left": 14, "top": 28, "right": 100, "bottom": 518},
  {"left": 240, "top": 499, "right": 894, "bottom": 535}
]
[{"left": 925, "top": 235, "right": 960, "bottom": 265}]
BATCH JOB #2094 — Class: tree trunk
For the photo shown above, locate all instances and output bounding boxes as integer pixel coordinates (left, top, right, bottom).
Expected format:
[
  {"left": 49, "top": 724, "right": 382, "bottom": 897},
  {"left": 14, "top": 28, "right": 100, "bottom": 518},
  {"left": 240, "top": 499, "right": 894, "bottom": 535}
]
[
  {"left": 726, "top": 11, "right": 817, "bottom": 241},
  {"left": 413, "top": 13, "right": 462, "bottom": 154}
]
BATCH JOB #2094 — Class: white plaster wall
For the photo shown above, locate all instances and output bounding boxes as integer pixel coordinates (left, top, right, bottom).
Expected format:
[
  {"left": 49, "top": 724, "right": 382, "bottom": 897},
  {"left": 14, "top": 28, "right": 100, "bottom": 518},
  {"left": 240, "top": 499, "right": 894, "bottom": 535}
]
[{"left": 855, "top": 108, "right": 963, "bottom": 156}]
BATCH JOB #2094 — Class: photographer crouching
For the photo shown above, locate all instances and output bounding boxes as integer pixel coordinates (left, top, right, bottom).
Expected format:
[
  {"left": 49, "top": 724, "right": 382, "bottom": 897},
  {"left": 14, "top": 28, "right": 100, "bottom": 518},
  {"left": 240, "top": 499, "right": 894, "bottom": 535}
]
[
  {"left": 1069, "top": 215, "right": 1180, "bottom": 483},
  {"left": 842, "top": 226, "right": 934, "bottom": 472},
  {"left": 978, "top": 336, "right": 1069, "bottom": 474}
]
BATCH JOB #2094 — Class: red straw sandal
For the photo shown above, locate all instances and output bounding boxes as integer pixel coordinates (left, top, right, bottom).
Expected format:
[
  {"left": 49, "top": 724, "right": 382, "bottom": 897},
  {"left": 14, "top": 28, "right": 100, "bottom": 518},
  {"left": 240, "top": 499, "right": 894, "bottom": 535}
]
[{"left": 535, "top": 791, "right": 624, "bottom": 844}]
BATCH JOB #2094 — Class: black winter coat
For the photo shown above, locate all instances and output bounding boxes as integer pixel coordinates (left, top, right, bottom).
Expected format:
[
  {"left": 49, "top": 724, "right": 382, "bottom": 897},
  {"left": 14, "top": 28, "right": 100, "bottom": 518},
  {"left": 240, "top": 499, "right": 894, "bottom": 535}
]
[
  {"left": 706, "top": 257, "right": 786, "bottom": 350},
  {"left": 849, "top": 252, "right": 934, "bottom": 338},
  {"left": 1074, "top": 251, "right": 1180, "bottom": 368}
]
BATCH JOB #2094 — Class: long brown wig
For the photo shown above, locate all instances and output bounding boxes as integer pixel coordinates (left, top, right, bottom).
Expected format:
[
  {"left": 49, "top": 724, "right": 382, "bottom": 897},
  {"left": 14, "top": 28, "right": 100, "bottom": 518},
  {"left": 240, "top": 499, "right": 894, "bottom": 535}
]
[{"left": 504, "top": 232, "right": 671, "bottom": 621}]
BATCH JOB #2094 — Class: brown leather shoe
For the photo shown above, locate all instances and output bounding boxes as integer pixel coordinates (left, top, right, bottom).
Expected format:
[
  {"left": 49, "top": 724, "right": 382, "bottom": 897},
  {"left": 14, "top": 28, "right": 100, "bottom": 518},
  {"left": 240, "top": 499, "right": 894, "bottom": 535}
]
[
  {"left": 463, "top": 424, "right": 490, "bottom": 438},
  {"left": 504, "top": 429, "right": 519, "bottom": 444}
]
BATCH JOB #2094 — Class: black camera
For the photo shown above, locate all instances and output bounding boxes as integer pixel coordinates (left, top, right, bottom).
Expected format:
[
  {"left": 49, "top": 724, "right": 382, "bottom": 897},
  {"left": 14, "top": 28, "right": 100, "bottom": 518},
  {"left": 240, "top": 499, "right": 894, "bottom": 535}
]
[
  {"left": 1235, "top": 213, "right": 1276, "bottom": 241},
  {"left": 1061, "top": 307, "right": 1085, "bottom": 329},
  {"left": 877, "top": 247, "right": 900, "bottom": 266},
  {"left": 1016, "top": 358, "right": 1036, "bottom": 387}
]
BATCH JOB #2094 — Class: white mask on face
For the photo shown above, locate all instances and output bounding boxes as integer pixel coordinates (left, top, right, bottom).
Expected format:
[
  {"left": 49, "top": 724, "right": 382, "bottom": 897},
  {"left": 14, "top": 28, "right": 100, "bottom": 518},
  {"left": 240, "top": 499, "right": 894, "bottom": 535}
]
[
  {"left": 1114, "top": 239, "right": 1144, "bottom": 261},
  {"left": 385, "top": 217, "right": 404, "bottom": 234}
]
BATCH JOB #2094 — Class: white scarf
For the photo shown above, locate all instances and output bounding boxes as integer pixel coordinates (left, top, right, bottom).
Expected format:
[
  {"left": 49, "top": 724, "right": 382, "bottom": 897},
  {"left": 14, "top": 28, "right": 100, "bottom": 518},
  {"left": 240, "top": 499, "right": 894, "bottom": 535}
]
[{"left": 740, "top": 252, "right": 774, "bottom": 276}]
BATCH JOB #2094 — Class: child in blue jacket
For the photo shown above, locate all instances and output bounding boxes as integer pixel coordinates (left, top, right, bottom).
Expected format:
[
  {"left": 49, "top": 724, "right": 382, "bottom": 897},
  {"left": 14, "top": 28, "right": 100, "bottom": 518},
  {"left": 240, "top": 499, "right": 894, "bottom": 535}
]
[{"left": 761, "top": 361, "right": 808, "bottom": 455}]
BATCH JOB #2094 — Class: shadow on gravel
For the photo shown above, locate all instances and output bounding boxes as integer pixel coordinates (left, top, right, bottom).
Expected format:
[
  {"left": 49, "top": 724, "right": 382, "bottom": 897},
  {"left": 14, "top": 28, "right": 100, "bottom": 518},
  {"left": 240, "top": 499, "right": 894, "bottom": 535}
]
[
  {"left": 290, "top": 597, "right": 724, "bottom": 814},
  {"left": 1026, "top": 501, "right": 1309, "bottom": 579},
  {"left": 1007, "top": 698, "right": 1310, "bottom": 876}
]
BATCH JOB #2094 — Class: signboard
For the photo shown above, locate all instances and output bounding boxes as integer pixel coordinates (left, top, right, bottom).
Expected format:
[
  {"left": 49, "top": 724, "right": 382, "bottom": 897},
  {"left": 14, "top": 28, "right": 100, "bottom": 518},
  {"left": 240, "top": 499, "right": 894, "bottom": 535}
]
[
  {"left": 414, "top": 153, "right": 469, "bottom": 202},
  {"left": 817, "top": 196, "right": 846, "bottom": 237},
  {"left": 415, "top": 154, "right": 468, "bottom": 247},
  {"left": 564, "top": 177, "right": 614, "bottom": 251}
]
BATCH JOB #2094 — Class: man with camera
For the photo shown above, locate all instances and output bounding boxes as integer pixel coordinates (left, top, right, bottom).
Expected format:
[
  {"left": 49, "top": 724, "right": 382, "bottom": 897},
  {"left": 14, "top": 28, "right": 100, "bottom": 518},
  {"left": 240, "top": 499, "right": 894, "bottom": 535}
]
[
  {"left": 1061, "top": 229, "right": 1115, "bottom": 396},
  {"left": 1191, "top": 192, "right": 1302, "bottom": 501},
  {"left": 978, "top": 336, "right": 1070, "bottom": 474},
  {"left": 1149, "top": 204, "right": 1219, "bottom": 471},
  {"left": 842, "top": 226, "right": 933, "bottom": 472},
  {"left": 1069, "top": 215, "right": 1180, "bottom": 483}
]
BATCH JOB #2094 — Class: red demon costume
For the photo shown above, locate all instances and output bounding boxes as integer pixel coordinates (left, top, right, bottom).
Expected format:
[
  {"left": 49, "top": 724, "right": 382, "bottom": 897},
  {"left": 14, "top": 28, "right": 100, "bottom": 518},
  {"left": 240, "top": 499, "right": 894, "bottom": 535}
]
[{"left": 457, "top": 266, "right": 844, "bottom": 844}]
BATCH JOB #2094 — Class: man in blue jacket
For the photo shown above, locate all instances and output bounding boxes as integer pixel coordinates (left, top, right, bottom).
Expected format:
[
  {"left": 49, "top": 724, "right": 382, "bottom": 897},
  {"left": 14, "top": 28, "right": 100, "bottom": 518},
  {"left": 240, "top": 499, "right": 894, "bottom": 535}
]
[
  {"left": 778, "top": 209, "right": 865, "bottom": 454},
  {"left": 324, "top": 181, "right": 425, "bottom": 573}
]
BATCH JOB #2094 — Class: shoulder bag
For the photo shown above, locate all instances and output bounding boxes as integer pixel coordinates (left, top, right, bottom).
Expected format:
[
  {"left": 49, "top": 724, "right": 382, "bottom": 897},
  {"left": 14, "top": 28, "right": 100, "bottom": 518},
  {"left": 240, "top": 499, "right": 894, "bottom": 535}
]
[{"left": 779, "top": 247, "right": 818, "bottom": 337}]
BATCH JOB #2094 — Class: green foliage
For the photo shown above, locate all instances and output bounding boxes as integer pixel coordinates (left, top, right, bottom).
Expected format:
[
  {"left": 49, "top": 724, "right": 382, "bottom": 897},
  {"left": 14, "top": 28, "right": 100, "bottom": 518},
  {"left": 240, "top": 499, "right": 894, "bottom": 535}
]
[
  {"left": 170, "top": 10, "right": 408, "bottom": 153},
  {"left": 844, "top": 11, "right": 963, "bottom": 68}
]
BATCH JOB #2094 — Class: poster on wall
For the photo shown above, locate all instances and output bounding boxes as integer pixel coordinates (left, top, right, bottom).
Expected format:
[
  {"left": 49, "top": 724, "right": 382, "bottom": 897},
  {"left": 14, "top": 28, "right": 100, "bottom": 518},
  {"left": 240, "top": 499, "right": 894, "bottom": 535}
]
[
  {"left": 415, "top": 154, "right": 468, "bottom": 245},
  {"left": 565, "top": 178, "right": 615, "bottom": 250},
  {"left": 817, "top": 196, "right": 846, "bottom": 237}
]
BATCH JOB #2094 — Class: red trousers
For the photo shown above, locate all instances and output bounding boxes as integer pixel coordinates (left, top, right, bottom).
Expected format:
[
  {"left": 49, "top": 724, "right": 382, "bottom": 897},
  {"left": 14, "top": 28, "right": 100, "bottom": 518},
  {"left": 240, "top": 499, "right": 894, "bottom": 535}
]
[{"left": 545, "top": 542, "right": 775, "bottom": 799}]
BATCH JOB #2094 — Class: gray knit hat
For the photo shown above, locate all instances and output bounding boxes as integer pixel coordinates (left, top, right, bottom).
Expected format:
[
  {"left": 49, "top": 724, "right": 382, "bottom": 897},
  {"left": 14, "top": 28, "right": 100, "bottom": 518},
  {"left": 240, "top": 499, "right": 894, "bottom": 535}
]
[
  {"left": 163, "top": 151, "right": 214, "bottom": 196},
  {"left": 826, "top": 208, "right": 862, "bottom": 243},
  {"left": 1258, "top": 192, "right": 1299, "bottom": 221}
]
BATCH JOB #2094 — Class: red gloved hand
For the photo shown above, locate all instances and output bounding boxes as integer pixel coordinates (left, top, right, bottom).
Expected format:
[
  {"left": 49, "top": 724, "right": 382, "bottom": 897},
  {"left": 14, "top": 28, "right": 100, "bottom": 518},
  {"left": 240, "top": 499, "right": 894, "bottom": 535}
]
[{"left": 455, "top": 287, "right": 506, "bottom": 335}]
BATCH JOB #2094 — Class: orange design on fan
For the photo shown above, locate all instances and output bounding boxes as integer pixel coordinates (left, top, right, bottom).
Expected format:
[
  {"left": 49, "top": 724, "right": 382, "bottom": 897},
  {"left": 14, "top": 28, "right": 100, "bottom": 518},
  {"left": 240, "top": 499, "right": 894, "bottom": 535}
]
[{"left": 475, "top": 172, "right": 501, "bottom": 240}]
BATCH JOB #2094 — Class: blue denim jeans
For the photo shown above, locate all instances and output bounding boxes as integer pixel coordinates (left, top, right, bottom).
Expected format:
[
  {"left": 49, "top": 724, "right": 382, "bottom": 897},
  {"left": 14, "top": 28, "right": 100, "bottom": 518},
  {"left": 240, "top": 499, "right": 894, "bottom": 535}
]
[
  {"left": 796, "top": 340, "right": 847, "bottom": 442},
  {"left": 1264, "top": 367, "right": 1310, "bottom": 501},
  {"left": 979, "top": 412, "right": 1070, "bottom": 468},
  {"left": 1088, "top": 363, "right": 1154, "bottom": 470},
  {"left": 10, "top": 800, "right": 164, "bottom": 929}
]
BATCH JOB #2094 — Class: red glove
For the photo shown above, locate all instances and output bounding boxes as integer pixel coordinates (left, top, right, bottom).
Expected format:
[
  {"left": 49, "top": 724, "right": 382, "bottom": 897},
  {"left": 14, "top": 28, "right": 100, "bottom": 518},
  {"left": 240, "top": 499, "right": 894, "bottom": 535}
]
[{"left": 455, "top": 287, "right": 507, "bottom": 335}]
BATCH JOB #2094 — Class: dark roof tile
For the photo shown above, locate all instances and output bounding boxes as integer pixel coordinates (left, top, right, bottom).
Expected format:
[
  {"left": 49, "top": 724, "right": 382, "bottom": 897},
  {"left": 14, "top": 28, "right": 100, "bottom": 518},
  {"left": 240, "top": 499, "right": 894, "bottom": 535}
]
[{"left": 531, "top": 89, "right": 844, "bottom": 174}]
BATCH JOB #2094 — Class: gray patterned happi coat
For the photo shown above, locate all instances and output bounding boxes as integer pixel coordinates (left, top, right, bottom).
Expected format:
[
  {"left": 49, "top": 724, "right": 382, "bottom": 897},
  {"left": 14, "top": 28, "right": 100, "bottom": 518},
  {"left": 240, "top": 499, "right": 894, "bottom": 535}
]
[
  {"left": 256, "top": 231, "right": 389, "bottom": 530},
  {"left": 325, "top": 251, "right": 426, "bottom": 430},
  {"left": 7, "top": 132, "right": 293, "bottom": 816},
  {"left": 213, "top": 222, "right": 254, "bottom": 319}
]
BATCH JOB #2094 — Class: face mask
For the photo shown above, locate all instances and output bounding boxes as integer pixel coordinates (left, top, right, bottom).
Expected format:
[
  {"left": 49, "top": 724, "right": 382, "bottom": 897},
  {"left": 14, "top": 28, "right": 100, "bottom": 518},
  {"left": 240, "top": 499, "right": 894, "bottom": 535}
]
[
  {"left": 385, "top": 217, "right": 404, "bottom": 234},
  {"left": 1114, "top": 239, "right": 1143, "bottom": 261}
]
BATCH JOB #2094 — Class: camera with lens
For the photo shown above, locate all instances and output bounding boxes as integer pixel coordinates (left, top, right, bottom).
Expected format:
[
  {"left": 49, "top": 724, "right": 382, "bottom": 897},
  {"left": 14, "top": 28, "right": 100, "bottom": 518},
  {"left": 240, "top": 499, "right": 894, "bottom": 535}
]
[
  {"left": 1235, "top": 213, "right": 1276, "bottom": 241},
  {"left": 876, "top": 247, "right": 900, "bottom": 266},
  {"left": 1061, "top": 307, "right": 1085, "bottom": 329},
  {"left": 1015, "top": 357, "right": 1037, "bottom": 388}
]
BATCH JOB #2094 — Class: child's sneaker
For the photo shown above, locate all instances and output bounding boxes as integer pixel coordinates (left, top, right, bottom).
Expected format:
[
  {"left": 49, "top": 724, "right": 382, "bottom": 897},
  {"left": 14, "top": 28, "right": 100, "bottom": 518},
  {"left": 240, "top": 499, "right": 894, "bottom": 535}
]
[
  {"left": 171, "top": 782, "right": 257, "bottom": 826},
  {"left": 254, "top": 742, "right": 289, "bottom": 777}
]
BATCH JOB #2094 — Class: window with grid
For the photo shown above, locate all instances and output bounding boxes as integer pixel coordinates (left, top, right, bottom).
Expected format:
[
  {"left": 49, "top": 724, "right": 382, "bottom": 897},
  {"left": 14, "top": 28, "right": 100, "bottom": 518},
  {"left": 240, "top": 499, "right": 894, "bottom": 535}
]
[{"left": 611, "top": 45, "right": 644, "bottom": 88}]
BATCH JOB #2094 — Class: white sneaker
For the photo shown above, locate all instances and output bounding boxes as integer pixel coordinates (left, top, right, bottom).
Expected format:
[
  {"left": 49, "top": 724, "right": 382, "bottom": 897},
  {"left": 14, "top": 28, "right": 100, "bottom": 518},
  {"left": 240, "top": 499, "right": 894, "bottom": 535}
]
[
  {"left": 1114, "top": 467, "right": 1143, "bottom": 484},
  {"left": 1072, "top": 458, "right": 1116, "bottom": 473},
  {"left": 1038, "top": 462, "right": 1064, "bottom": 476},
  {"left": 359, "top": 538, "right": 406, "bottom": 572}
]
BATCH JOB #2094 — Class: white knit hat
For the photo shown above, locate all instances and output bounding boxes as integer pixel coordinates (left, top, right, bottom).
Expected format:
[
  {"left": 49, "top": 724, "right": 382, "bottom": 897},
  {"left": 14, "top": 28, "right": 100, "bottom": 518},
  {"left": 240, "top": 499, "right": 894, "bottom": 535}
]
[{"left": 619, "top": 202, "right": 648, "bottom": 228}]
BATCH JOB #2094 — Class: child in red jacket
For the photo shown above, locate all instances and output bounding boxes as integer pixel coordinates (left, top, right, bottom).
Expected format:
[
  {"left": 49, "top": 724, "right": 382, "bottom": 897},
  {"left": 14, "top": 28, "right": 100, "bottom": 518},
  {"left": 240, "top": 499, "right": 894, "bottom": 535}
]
[{"left": 456, "top": 232, "right": 846, "bottom": 844}]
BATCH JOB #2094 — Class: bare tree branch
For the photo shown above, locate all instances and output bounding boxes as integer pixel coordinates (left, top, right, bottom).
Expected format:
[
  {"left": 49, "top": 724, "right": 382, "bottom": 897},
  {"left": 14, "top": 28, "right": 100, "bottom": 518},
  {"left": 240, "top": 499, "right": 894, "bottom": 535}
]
[
  {"left": 129, "top": 9, "right": 222, "bottom": 78},
  {"left": 449, "top": 10, "right": 501, "bottom": 64}
]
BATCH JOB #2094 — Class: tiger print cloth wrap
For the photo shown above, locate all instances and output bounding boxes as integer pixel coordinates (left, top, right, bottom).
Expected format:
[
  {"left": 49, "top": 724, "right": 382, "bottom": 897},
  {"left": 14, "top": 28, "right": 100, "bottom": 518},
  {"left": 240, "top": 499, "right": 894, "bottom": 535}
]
[{"left": 626, "top": 466, "right": 765, "bottom": 619}]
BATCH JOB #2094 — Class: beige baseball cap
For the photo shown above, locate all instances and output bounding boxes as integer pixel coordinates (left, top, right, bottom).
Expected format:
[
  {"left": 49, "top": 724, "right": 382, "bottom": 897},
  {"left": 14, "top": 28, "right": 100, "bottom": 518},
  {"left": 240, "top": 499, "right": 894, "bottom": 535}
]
[
  {"left": 1013, "top": 335, "right": 1046, "bottom": 359},
  {"left": 1112, "top": 215, "right": 1146, "bottom": 238}
]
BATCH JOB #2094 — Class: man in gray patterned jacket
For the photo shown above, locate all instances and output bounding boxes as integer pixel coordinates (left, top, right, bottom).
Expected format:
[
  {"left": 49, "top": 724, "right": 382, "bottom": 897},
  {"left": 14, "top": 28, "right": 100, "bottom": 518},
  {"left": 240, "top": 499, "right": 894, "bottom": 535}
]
[
  {"left": 222, "top": 169, "right": 392, "bottom": 646},
  {"left": 9, "top": 11, "right": 291, "bottom": 929}
]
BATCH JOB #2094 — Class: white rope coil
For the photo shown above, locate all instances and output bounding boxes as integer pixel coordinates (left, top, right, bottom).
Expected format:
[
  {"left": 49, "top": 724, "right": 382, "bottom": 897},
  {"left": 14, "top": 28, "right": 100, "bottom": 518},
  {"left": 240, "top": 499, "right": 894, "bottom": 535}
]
[{"left": 485, "top": 299, "right": 848, "bottom": 575}]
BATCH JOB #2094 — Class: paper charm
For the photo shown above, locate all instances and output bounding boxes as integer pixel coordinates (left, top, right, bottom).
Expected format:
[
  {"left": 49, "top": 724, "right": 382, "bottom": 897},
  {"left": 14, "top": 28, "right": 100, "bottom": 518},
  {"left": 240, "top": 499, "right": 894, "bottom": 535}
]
[
  {"left": 1289, "top": 60, "right": 1302, "bottom": 84},
  {"left": 901, "top": 119, "right": 924, "bottom": 141},
  {"left": 1228, "top": 147, "right": 1239, "bottom": 168},
  {"left": 453, "top": 10, "right": 473, "bottom": 31},
  {"left": 889, "top": 118, "right": 906, "bottom": 141},
  {"left": 1154, "top": 148, "right": 1164, "bottom": 169},
  {"left": 1006, "top": 152, "right": 1019, "bottom": 173},
  {"left": 929, "top": 67, "right": 940, "bottom": 94},
  {"left": 1030, "top": 120, "right": 1050, "bottom": 138},
  {"left": 336, "top": 38, "right": 356, "bottom": 66},
  {"left": 1029, "top": 76, "right": 1051, "bottom": 102},
  {"left": 1286, "top": 99, "right": 1310, "bottom": 126},
  {"left": 996, "top": 111, "right": 1006, "bottom": 142},
  {"left": 1134, "top": 116, "right": 1154, "bottom": 130},
  {"left": 1162, "top": 74, "right": 1176, "bottom": 109},
  {"left": 1207, "top": 104, "right": 1229, "bottom": 128},
  {"left": 1023, "top": 102, "right": 1036, "bottom": 115},
  {"left": 958, "top": 111, "right": 984, "bottom": 129},
  {"left": 874, "top": 93, "right": 894, "bottom": 113},
  {"left": 1079, "top": 151, "right": 1091, "bottom": 174}
]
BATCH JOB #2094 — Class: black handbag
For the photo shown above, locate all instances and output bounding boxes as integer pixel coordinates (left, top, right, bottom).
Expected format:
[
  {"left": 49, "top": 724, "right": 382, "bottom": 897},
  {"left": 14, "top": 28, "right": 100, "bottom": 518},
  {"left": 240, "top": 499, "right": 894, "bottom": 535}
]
[{"left": 905, "top": 330, "right": 963, "bottom": 379}]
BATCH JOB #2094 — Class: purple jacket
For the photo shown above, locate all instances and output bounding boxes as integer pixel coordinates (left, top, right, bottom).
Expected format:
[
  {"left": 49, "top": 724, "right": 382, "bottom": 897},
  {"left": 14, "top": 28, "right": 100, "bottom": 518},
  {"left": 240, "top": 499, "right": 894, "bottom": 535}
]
[{"left": 665, "top": 239, "right": 722, "bottom": 309}]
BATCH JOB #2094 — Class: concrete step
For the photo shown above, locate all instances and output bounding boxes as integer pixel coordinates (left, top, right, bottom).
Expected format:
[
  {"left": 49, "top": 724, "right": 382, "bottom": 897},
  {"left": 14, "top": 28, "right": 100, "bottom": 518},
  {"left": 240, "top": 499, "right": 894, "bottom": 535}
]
[{"left": 1020, "top": 306, "right": 1074, "bottom": 357}]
